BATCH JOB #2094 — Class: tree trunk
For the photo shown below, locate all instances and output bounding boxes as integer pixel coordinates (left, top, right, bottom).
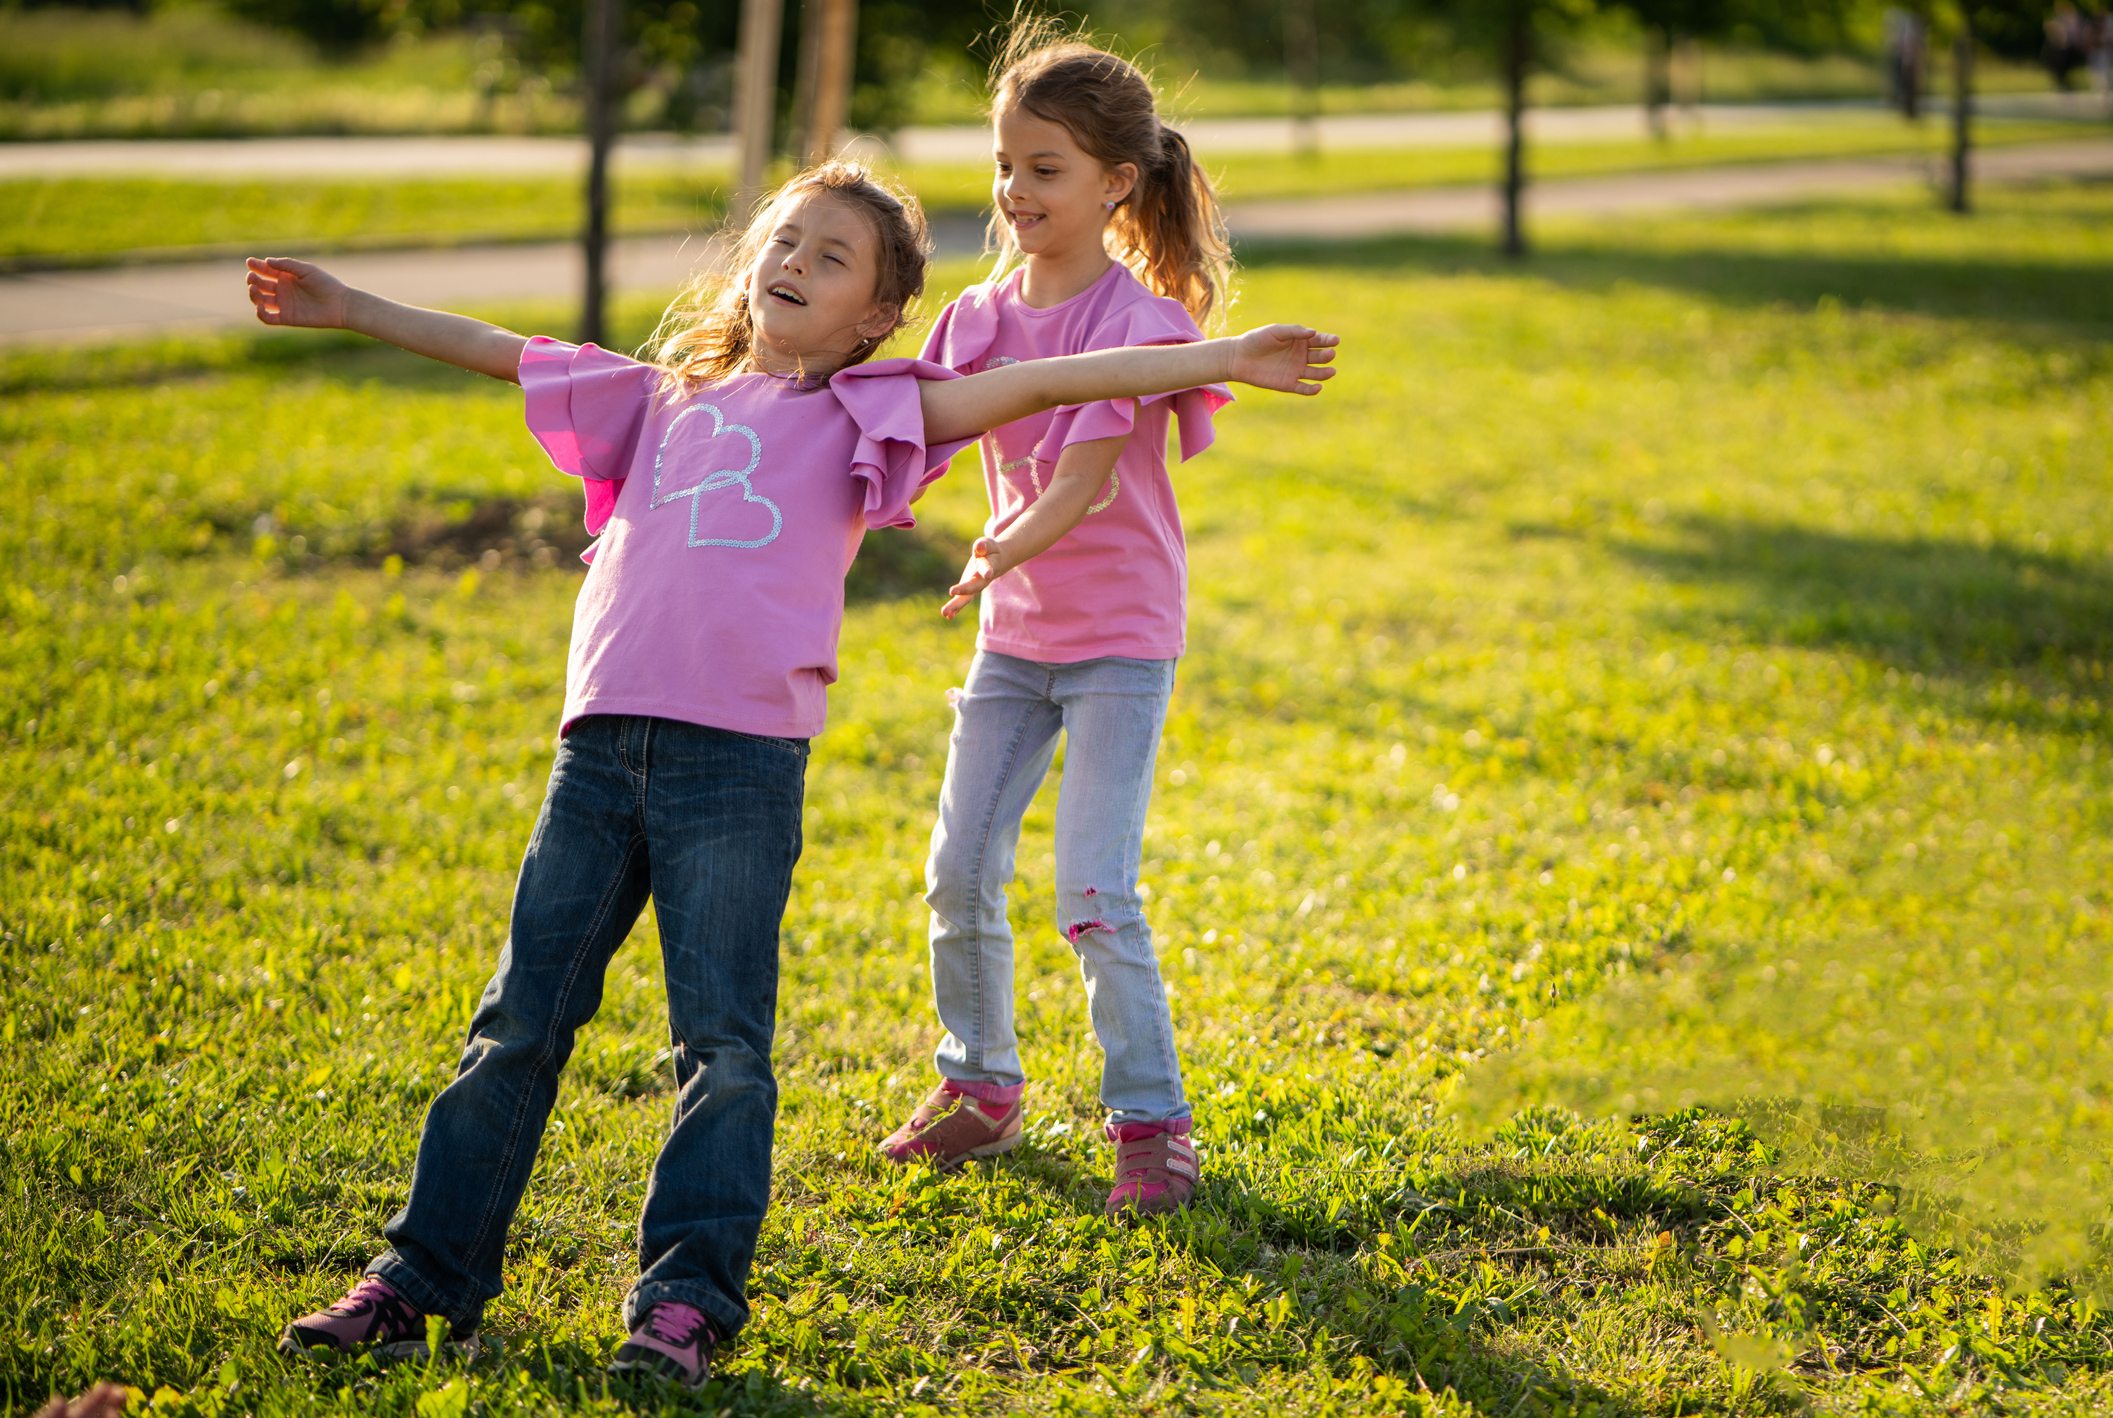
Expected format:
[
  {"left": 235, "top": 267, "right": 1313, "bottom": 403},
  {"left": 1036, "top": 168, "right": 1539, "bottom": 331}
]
[
  {"left": 795, "top": 0, "right": 856, "bottom": 165},
  {"left": 578, "top": 0, "right": 620, "bottom": 347},
  {"left": 1949, "top": 8, "right": 1974, "bottom": 212},
  {"left": 1902, "top": 16, "right": 1923, "bottom": 121},
  {"left": 1284, "top": 0, "right": 1320, "bottom": 160},
  {"left": 732, "top": 0, "right": 785, "bottom": 228},
  {"left": 1502, "top": 5, "right": 1529, "bottom": 259},
  {"left": 1644, "top": 24, "right": 1671, "bottom": 142}
]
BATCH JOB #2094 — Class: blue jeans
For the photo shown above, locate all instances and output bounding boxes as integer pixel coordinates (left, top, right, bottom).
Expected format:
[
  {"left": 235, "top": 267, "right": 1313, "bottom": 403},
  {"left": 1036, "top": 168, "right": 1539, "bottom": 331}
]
[
  {"left": 369, "top": 714, "right": 806, "bottom": 1341},
  {"left": 924, "top": 650, "right": 1189, "bottom": 1124}
]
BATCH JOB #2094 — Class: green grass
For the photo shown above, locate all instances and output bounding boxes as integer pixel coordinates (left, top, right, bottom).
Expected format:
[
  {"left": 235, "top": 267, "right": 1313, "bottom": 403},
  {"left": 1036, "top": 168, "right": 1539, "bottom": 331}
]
[
  {"left": 5, "top": 179, "right": 2113, "bottom": 1416},
  {"left": 905, "top": 36, "right": 2064, "bottom": 126},
  {"left": 0, "top": 177, "right": 727, "bottom": 270},
  {"left": 896, "top": 115, "right": 2098, "bottom": 212},
  {"left": 0, "top": 10, "right": 579, "bottom": 141},
  {"left": 9, "top": 114, "right": 2097, "bottom": 268}
]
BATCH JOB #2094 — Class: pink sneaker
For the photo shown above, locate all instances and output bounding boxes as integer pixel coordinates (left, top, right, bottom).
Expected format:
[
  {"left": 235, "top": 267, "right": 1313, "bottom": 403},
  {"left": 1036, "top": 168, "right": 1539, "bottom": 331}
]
[
  {"left": 1105, "top": 1122, "right": 1199, "bottom": 1218},
  {"left": 608, "top": 1301, "right": 715, "bottom": 1387},
  {"left": 277, "top": 1274, "right": 473, "bottom": 1359},
  {"left": 879, "top": 1082, "right": 1024, "bottom": 1169}
]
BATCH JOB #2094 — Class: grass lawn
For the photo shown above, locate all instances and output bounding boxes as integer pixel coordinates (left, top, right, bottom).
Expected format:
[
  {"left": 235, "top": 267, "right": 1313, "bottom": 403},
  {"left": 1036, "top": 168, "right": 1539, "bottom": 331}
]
[
  {"left": 899, "top": 115, "right": 2099, "bottom": 212},
  {"left": 4, "top": 178, "right": 2111, "bottom": 1416},
  {"left": 0, "top": 176, "right": 728, "bottom": 270},
  {"left": 5, "top": 114, "right": 2097, "bottom": 268}
]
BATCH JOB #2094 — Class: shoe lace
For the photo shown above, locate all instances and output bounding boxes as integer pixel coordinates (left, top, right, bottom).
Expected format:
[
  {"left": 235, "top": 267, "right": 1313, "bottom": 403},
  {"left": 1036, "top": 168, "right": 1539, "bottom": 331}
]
[
  {"left": 647, "top": 1302, "right": 707, "bottom": 1346},
  {"left": 336, "top": 1275, "right": 401, "bottom": 1314}
]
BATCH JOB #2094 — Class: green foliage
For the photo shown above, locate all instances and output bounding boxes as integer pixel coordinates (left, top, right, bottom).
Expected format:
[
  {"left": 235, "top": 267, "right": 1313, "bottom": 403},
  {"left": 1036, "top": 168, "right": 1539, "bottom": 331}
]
[
  {"left": 0, "top": 5, "right": 313, "bottom": 104},
  {"left": 6, "top": 186, "right": 2113, "bottom": 1414}
]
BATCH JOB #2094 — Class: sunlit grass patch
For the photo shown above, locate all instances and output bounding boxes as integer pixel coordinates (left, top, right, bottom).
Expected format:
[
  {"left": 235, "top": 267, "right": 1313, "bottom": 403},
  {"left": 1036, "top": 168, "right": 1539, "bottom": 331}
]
[
  {"left": 0, "top": 176, "right": 728, "bottom": 270},
  {"left": 5, "top": 184, "right": 2113, "bottom": 1414},
  {"left": 888, "top": 114, "right": 2092, "bottom": 214}
]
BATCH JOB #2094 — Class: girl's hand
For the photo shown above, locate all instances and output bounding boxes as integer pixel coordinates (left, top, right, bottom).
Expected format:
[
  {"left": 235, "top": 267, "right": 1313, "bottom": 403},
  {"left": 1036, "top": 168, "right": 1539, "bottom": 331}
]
[
  {"left": 243, "top": 257, "right": 526, "bottom": 382},
  {"left": 941, "top": 536, "right": 1009, "bottom": 619},
  {"left": 247, "top": 256, "right": 349, "bottom": 329},
  {"left": 1225, "top": 324, "right": 1340, "bottom": 395}
]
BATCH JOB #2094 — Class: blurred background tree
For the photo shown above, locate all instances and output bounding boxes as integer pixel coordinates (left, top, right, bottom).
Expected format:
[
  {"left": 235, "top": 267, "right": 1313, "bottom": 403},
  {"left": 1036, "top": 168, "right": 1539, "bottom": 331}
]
[{"left": 2, "top": 0, "right": 2093, "bottom": 142}]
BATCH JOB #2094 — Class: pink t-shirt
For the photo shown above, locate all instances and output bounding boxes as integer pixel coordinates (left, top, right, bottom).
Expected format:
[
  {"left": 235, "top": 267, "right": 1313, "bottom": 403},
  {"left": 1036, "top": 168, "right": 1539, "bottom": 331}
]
[
  {"left": 520, "top": 338, "right": 965, "bottom": 738},
  {"left": 919, "top": 263, "right": 1231, "bottom": 663}
]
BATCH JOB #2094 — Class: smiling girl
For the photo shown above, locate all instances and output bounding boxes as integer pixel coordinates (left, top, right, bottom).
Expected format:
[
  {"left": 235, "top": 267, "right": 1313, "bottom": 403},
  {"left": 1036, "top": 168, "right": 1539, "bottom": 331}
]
[
  {"left": 880, "top": 36, "right": 1304, "bottom": 1218},
  {"left": 248, "top": 162, "right": 1337, "bottom": 1384}
]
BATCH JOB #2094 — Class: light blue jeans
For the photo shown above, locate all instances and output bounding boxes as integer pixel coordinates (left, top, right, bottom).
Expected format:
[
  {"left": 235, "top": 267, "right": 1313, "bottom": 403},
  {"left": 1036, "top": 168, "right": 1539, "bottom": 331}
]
[{"left": 924, "top": 649, "right": 1190, "bottom": 1124}]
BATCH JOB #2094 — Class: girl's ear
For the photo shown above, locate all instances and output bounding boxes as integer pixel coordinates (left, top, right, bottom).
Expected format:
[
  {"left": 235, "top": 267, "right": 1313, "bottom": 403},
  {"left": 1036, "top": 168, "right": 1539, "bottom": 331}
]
[
  {"left": 856, "top": 302, "right": 900, "bottom": 348},
  {"left": 1102, "top": 162, "right": 1139, "bottom": 209}
]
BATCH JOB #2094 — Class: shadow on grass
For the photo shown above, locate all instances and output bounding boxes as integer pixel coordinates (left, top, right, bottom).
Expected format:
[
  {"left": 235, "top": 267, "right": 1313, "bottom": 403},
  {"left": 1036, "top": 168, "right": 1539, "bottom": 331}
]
[
  {"left": 1608, "top": 516, "right": 2113, "bottom": 731},
  {"left": 395, "top": 1335, "right": 883, "bottom": 1418},
  {"left": 1239, "top": 193, "right": 2113, "bottom": 337}
]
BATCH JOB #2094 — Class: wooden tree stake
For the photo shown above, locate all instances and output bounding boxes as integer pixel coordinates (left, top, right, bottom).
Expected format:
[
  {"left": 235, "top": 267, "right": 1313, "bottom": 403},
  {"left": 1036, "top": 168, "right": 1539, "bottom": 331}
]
[
  {"left": 733, "top": 0, "right": 785, "bottom": 228},
  {"left": 579, "top": 0, "right": 621, "bottom": 347}
]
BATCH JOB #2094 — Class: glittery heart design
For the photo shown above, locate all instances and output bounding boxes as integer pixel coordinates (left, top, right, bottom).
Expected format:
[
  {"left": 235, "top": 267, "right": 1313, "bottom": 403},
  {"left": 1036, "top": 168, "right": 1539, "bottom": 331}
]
[
  {"left": 651, "top": 403, "right": 780, "bottom": 549},
  {"left": 991, "top": 446, "right": 1119, "bottom": 515}
]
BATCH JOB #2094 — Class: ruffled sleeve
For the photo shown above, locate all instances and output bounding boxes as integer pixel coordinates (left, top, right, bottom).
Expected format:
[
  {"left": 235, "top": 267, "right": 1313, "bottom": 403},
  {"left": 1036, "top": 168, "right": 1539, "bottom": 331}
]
[
  {"left": 916, "top": 282, "right": 1002, "bottom": 375},
  {"left": 519, "top": 336, "right": 659, "bottom": 541},
  {"left": 1037, "top": 295, "right": 1233, "bottom": 464},
  {"left": 827, "top": 358, "right": 977, "bottom": 530}
]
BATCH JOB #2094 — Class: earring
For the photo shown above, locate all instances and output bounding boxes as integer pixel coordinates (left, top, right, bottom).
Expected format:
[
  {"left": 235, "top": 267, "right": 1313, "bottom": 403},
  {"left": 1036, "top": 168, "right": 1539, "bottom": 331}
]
[{"left": 1104, "top": 201, "right": 1116, "bottom": 211}]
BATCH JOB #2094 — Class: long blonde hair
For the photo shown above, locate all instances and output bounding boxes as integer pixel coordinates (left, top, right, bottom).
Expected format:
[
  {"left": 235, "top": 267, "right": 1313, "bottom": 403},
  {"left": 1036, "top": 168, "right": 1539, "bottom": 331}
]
[
  {"left": 651, "top": 163, "right": 932, "bottom": 392},
  {"left": 985, "top": 24, "right": 1233, "bottom": 326}
]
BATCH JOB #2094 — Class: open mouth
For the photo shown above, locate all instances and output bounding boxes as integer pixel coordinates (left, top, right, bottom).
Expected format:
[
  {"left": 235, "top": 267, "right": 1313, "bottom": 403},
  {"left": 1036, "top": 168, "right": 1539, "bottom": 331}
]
[{"left": 767, "top": 282, "right": 808, "bottom": 306}]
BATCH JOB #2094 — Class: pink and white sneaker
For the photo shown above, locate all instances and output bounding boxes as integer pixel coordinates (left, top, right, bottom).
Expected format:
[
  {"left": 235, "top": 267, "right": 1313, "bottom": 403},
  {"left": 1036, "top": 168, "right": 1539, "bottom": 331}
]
[
  {"left": 879, "top": 1081, "right": 1024, "bottom": 1170},
  {"left": 608, "top": 1301, "right": 716, "bottom": 1388},
  {"left": 277, "top": 1274, "right": 474, "bottom": 1359},
  {"left": 1105, "top": 1121, "right": 1199, "bottom": 1218}
]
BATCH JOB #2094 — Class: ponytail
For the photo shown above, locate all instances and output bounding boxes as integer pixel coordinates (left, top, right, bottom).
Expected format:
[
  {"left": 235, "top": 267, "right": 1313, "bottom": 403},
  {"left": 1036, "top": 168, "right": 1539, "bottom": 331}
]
[
  {"left": 1108, "top": 123, "right": 1231, "bottom": 326},
  {"left": 986, "top": 30, "right": 1234, "bottom": 327}
]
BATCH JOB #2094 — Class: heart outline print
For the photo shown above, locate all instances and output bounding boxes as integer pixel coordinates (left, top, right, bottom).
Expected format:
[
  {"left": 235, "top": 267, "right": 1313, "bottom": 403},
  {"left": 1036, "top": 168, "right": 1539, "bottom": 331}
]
[
  {"left": 977, "top": 356, "right": 1116, "bottom": 515},
  {"left": 991, "top": 445, "right": 1119, "bottom": 515},
  {"left": 651, "top": 402, "right": 781, "bottom": 549}
]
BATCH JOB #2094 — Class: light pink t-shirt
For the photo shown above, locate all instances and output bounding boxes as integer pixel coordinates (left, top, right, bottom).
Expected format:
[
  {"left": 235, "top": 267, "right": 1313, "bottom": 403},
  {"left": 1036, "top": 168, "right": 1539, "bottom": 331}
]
[
  {"left": 521, "top": 338, "right": 965, "bottom": 738},
  {"left": 919, "top": 263, "right": 1231, "bottom": 664}
]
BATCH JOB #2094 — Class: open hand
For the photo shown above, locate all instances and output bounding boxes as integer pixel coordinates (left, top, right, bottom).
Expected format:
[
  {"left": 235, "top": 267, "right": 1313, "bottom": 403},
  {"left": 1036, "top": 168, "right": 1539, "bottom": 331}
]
[
  {"left": 33, "top": 1384, "right": 128, "bottom": 1418},
  {"left": 246, "top": 256, "right": 350, "bottom": 329},
  {"left": 940, "top": 536, "right": 1008, "bottom": 620},
  {"left": 1225, "top": 324, "right": 1339, "bottom": 395}
]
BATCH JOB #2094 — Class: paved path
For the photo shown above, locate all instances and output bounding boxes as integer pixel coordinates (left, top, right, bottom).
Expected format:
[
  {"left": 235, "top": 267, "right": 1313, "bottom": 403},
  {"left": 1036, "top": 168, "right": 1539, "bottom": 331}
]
[
  {"left": 6, "top": 138, "right": 2110, "bottom": 346},
  {"left": 1, "top": 93, "right": 2102, "bottom": 178},
  {"left": 1228, "top": 136, "right": 2113, "bottom": 240}
]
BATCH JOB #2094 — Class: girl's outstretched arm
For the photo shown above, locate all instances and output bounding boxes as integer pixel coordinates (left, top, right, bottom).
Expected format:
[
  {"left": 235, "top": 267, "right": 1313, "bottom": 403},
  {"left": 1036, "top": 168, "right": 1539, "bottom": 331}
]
[
  {"left": 917, "top": 324, "right": 1338, "bottom": 446},
  {"left": 940, "top": 433, "right": 1127, "bottom": 619},
  {"left": 246, "top": 257, "right": 528, "bottom": 384}
]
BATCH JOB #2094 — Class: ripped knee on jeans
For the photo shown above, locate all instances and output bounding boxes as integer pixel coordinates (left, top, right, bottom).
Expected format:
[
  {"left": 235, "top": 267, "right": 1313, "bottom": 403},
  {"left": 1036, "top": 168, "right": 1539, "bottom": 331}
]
[{"left": 1065, "top": 917, "right": 1111, "bottom": 944}]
